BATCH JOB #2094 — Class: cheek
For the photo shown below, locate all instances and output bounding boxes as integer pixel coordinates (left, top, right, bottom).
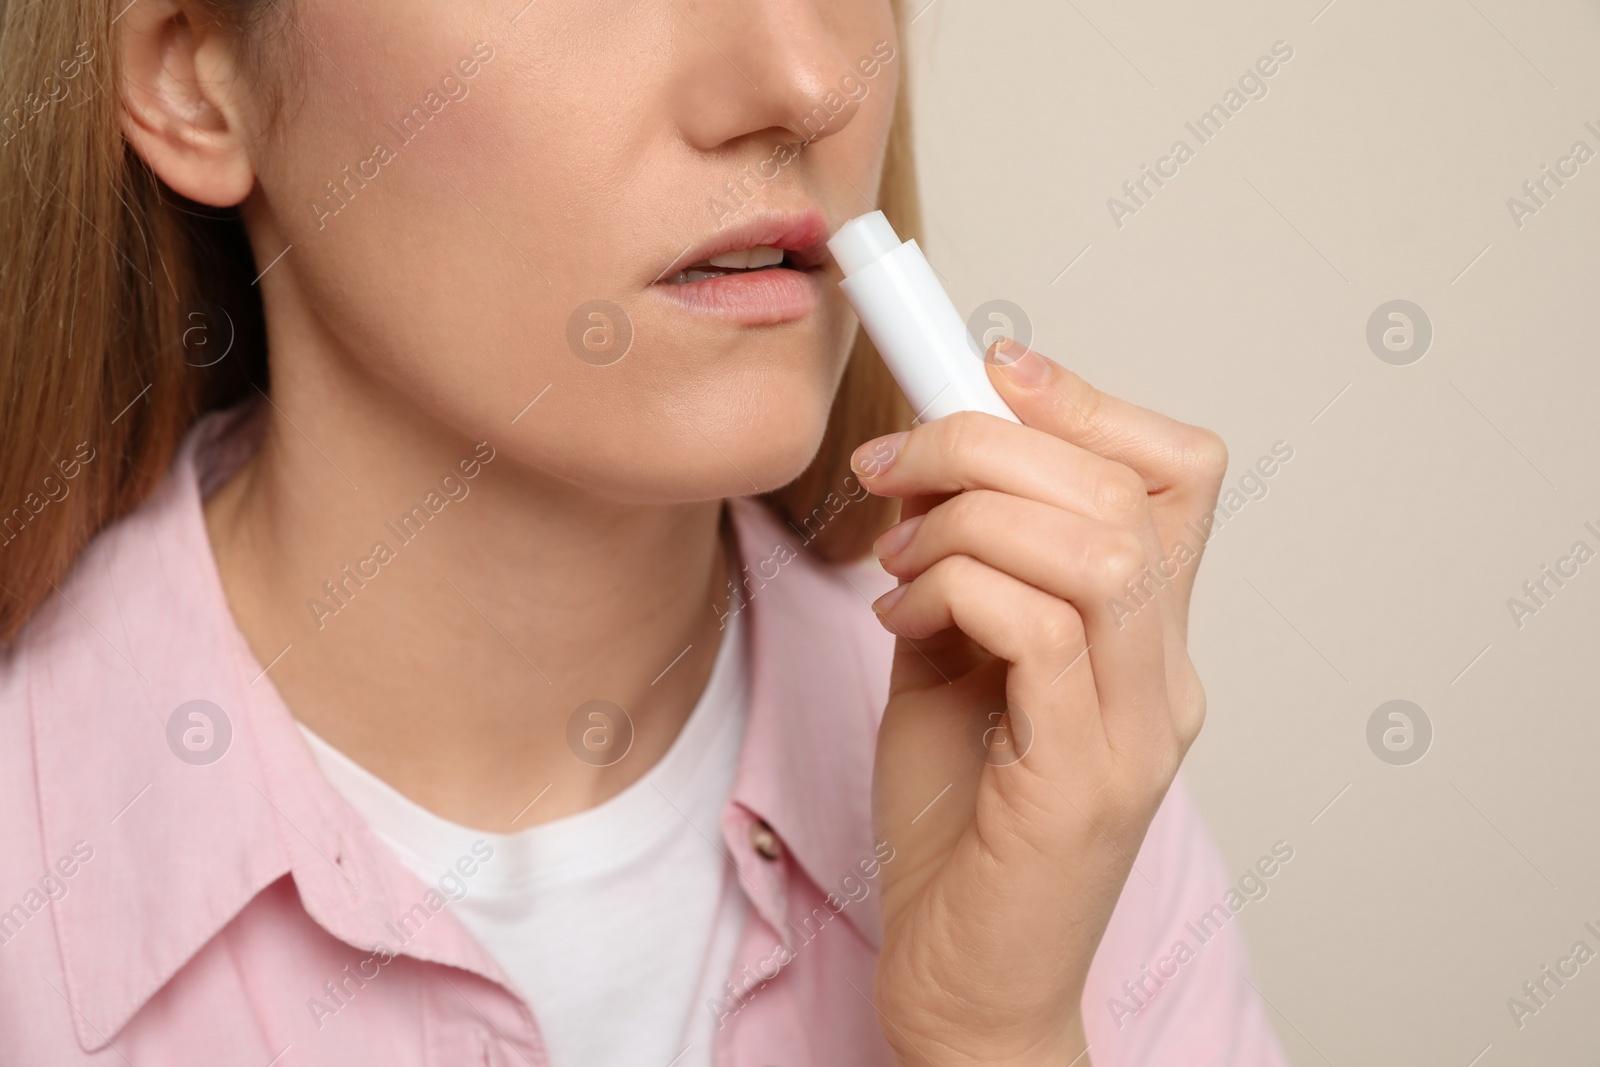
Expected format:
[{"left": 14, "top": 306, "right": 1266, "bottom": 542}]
[{"left": 250, "top": 13, "right": 627, "bottom": 436}]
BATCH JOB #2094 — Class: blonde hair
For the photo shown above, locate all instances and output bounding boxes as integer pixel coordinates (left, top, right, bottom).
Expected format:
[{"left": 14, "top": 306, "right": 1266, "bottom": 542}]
[{"left": 0, "top": 1, "right": 916, "bottom": 643}]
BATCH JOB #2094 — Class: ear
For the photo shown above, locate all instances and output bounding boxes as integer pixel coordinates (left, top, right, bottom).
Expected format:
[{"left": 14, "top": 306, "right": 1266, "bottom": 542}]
[{"left": 117, "top": 0, "right": 256, "bottom": 206}]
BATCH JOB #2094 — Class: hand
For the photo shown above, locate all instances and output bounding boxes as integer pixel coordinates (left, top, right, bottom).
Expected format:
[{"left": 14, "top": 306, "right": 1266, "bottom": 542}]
[{"left": 853, "top": 339, "right": 1229, "bottom": 1066}]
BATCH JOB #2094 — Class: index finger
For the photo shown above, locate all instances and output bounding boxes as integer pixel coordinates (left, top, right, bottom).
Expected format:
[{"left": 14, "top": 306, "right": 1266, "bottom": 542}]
[{"left": 983, "top": 338, "right": 1229, "bottom": 498}]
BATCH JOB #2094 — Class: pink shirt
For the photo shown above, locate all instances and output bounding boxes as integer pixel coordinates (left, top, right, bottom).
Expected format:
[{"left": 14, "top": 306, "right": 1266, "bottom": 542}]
[{"left": 0, "top": 405, "right": 1287, "bottom": 1066}]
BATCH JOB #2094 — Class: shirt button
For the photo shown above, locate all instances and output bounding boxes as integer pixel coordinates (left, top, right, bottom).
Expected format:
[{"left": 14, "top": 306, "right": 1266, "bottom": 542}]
[
  {"left": 749, "top": 820, "right": 782, "bottom": 861},
  {"left": 333, "top": 837, "right": 362, "bottom": 902}
]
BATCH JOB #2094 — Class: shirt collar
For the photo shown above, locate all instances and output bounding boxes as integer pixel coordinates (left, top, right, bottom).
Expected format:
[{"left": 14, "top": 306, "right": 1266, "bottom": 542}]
[{"left": 25, "top": 404, "right": 894, "bottom": 1051}]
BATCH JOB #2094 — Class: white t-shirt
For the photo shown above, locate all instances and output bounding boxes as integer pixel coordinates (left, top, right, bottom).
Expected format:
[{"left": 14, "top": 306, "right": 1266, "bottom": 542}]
[{"left": 298, "top": 606, "right": 750, "bottom": 1067}]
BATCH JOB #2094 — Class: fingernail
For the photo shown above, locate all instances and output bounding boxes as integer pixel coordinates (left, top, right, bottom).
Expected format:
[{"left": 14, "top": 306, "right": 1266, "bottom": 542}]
[
  {"left": 872, "top": 514, "right": 923, "bottom": 559},
  {"left": 985, "top": 337, "right": 1025, "bottom": 366},
  {"left": 991, "top": 338, "right": 1051, "bottom": 386},
  {"left": 852, "top": 431, "right": 909, "bottom": 477},
  {"left": 871, "top": 583, "right": 908, "bottom": 615}
]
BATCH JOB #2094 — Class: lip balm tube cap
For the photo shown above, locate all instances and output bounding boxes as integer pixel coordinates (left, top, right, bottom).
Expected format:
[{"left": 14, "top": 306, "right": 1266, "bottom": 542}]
[{"left": 827, "top": 210, "right": 902, "bottom": 276}]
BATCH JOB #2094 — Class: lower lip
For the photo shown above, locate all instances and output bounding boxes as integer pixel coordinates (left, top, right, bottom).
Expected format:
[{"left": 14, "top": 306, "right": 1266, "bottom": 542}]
[{"left": 649, "top": 267, "right": 823, "bottom": 326}]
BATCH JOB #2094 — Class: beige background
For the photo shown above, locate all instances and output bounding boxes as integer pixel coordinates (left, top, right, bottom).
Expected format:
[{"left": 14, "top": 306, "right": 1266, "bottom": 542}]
[{"left": 905, "top": 0, "right": 1600, "bottom": 1062}]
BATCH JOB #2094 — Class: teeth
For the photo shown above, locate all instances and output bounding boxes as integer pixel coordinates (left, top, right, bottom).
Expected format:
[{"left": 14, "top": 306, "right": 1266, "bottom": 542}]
[
  {"left": 665, "top": 244, "right": 791, "bottom": 283},
  {"left": 707, "top": 246, "right": 785, "bottom": 269},
  {"left": 667, "top": 268, "right": 732, "bottom": 284}
]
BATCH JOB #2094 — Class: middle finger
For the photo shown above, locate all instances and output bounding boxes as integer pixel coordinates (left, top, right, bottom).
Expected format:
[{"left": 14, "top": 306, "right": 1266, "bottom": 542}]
[{"left": 875, "top": 489, "right": 1172, "bottom": 751}]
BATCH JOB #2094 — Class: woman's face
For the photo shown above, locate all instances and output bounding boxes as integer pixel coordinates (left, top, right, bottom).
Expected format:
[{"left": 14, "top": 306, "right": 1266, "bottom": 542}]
[{"left": 238, "top": 0, "right": 900, "bottom": 503}]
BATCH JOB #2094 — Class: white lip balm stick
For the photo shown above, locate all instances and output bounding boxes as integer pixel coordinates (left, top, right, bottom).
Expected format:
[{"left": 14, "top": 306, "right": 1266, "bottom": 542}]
[{"left": 827, "top": 211, "right": 1021, "bottom": 425}]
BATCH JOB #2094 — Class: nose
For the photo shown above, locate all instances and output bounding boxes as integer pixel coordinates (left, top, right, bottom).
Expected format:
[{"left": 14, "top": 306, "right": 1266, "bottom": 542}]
[{"left": 669, "top": 1, "right": 867, "bottom": 153}]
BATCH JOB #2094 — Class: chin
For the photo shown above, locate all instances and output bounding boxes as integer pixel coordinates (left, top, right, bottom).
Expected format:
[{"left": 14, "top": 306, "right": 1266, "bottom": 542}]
[{"left": 564, "top": 393, "right": 837, "bottom": 506}]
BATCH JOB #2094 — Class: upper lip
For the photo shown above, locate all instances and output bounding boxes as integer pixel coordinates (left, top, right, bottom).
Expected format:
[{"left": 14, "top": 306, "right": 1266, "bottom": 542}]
[{"left": 655, "top": 208, "right": 832, "bottom": 282}]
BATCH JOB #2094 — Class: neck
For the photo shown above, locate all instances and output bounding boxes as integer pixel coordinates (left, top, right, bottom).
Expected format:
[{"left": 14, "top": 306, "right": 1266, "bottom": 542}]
[{"left": 204, "top": 363, "right": 736, "bottom": 832}]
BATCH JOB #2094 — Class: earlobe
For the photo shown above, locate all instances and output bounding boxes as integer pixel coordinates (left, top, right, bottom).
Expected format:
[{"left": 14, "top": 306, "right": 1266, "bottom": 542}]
[{"left": 117, "top": 0, "right": 256, "bottom": 207}]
